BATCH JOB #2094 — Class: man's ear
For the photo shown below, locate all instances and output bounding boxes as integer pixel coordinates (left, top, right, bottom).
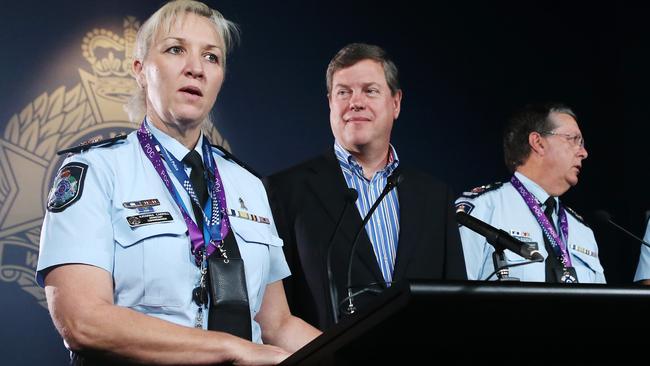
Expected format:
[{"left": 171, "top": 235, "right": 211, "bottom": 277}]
[
  {"left": 392, "top": 90, "right": 402, "bottom": 120},
  {"left": 528, "top": 131, "right": 546, "bottom": 156}
]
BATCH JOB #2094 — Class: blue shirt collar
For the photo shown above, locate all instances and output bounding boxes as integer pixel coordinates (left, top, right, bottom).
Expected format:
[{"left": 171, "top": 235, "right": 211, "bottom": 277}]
[
  {"left": 145, "top": 117, "right": 204, "bottom": 162},
  {"left": 334, "top": 140, "right": 400, "bottom": 179},
  {"left": 514, "top": 171, "right": 558, "bottom": 213}
]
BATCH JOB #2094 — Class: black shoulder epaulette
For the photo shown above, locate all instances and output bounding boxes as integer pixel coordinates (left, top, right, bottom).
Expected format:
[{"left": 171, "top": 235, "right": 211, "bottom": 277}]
[
  {"left": 460, "top": 181, "right": 503, "bottom": 199},
  {"left": 564, "top": 205, "right": 588, "bottom": 226},
  {"left": 57, "top": 134, "right": 128, "bottom": 156},
  {"left": 211, "top": 144, "right": 261, "bottom": 178}
]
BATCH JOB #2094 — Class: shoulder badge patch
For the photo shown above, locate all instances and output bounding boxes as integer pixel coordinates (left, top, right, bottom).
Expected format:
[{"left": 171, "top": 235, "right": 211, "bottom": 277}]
[
  {"left": 47, "top": 162, "right": 88, "bottom": 212},
  {"left": 564, "top": 205, "right": 588, "bottom": 226},
  {"left": 455, "top": 201, "right": 475, "bottom": 215},
  {"left": 460, "top": 182, "right": 503, "bottom": 199},
  {"left": 57, "top": 134, "right": 127, "bottom": 156}
]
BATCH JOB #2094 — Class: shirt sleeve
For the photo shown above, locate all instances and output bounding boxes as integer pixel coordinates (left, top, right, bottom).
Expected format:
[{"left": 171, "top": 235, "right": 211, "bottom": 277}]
[
  {"left": 455, "top": 195, "right": 493, "bottom": 281},
  {"left": 36, "top": 152, "right": 114, "bottom": 287}
]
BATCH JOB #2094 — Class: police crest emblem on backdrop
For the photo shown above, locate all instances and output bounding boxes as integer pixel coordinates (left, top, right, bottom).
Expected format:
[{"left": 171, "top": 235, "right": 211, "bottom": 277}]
[{"left": 0, "top": 17, "right": 230, "bottom": 308}]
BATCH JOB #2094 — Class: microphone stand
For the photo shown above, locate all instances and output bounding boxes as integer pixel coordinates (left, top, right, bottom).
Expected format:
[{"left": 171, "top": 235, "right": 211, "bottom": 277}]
[
  {"left": 343, "top": 170, "right": 402, "bottom": 316},
  {"left": 601, "top": 215, "right": 650, "bottom": 249},
  {"left": 326, "top": 188, "right": 358, "bottom": 324},
  {"left": 492, "top": 247, "right": 520, "bottom": 281},
  {"left": 456, "top": 211, "right": 542, "bottom": 281}
]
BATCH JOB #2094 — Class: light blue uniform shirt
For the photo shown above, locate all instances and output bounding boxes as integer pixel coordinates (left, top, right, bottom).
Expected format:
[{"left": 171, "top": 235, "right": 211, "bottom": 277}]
[
  {"left": 37, "top": 121, "right": 289, "bottom": 343},
  {"left": 633, "top": 220, "right": 650, "bottom": 281},
  {"left": 455, "top": 171, "right": 605, "bottom": 283}
]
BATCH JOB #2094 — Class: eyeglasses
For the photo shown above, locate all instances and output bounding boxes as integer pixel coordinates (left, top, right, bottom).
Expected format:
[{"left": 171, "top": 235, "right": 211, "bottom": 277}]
[{"left": 541, "top": 131, "right": 585, "bottom": 148}]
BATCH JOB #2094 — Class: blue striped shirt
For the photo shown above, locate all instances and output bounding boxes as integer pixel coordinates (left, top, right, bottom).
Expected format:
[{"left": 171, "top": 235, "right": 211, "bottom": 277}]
[{"left": 334, "top": 141, "right": 400, "bottom": 284}]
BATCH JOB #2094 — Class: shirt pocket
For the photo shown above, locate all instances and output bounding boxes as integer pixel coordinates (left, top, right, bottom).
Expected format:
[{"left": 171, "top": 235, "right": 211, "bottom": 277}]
[
  {"left": 501, "top": 246, "right": 544, "bottom": 281},
  {"left": 229, "top": 216, "right": 283, "bottom": 313},
  {"left": 570, "top": 249, "right": 604, "bottom": 283},
  {"left": 503, "top": 249, "right": 528, "bottom": 263},
  {"left": 230, "top": 215, "right": 282, "bottom": 246},
  {"left": 113, "top": 218, "right": 190, "bottom": 309}
]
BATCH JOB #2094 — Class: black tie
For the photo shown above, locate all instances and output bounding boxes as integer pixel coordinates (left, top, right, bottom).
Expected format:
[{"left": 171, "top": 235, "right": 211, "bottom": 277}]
[
  {"left": 543, "top": 197, "right": 563, "bottom": 282},
  {"left": 183, "top": 150, "right": 208, "bottom": 232},
  {"left": 184, "top": 151, "right": 252, "bottom": 339},
  {"left": 543, "top": 197, "right": 557, "bottom": 230}
]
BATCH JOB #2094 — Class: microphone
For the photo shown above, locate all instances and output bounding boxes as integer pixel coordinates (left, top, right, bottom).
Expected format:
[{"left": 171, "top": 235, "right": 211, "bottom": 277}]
[
  {"left": 326, "top": 188, "right": 358, "bottom": 324},
  {"left": 593, "top": 210, "right": 650, "bottom": 249},
  {"left": 343, "top": 168, "right": 403, "bottom": 316},
  {"left": 456, "top": 211, "right": 544, "bottom": 261}
]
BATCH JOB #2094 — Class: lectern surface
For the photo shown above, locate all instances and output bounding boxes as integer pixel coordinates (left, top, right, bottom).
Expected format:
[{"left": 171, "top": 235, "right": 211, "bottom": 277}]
[{"left": 281, "top": 280, "right": 650, "bottom": 365}]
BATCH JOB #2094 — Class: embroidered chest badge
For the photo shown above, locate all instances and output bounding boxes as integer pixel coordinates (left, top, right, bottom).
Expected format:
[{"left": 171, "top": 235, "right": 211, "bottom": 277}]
[{"left": 47, "top": 162, "right": 88, "bottom": 212}]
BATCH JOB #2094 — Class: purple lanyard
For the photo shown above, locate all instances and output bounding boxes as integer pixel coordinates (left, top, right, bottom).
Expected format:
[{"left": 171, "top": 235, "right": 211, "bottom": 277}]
[
  {"left": 136, "top": 121, "right": 231, "bottom": 266},
  {"left": 510, "top": 175, "right": 572, "bottom": 267},
  {"left": 154, "top": 132, "right": 225, "bottom": 240}
]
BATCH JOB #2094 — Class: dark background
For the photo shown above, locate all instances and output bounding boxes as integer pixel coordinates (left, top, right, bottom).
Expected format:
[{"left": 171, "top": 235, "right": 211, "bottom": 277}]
[{"left": 0, "top": 1, "right": 647, "bottom": 364}]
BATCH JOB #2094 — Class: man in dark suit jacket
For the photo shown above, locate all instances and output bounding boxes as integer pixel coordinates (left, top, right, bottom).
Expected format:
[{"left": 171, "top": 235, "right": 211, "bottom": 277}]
[{"left": 265, "top": 43, "right": 466, "bottom": 331}]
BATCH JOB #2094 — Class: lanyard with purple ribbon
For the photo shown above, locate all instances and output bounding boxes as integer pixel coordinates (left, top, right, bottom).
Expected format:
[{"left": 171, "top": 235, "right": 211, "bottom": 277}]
[
  {"left": 136, "top": 121, "right": 231, "bottom": 266},
  {"left": 510, "top": 175, "right": 572, "bottom": 268}
]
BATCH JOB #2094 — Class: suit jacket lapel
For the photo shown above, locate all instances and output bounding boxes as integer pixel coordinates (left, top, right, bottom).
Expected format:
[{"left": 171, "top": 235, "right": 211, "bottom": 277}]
[
  {"left": 304, "top": 153, "right": 348, "bottom": 224},
  {"left": 393, "top": 170, "right": 420, "bottom": 280},
  {"left": 305, "top": 151, "right": 385, "bottom": 285}
]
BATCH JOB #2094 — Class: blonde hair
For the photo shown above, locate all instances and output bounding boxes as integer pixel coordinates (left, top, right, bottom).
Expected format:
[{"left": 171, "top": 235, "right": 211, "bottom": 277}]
[{"left": 124, "top": 0, "right": 239, "bottom": 124}]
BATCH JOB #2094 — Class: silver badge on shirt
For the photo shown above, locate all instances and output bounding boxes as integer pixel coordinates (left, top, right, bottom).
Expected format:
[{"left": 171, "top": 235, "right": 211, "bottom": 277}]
[{"left": 123, "top": 198, "right": 161, "bottom": 209}]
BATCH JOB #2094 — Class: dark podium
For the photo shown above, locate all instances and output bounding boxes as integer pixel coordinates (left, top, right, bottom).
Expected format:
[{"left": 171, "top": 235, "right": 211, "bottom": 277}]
[{"left": 281, "top": 280, "right": 650, "bottom": 365}]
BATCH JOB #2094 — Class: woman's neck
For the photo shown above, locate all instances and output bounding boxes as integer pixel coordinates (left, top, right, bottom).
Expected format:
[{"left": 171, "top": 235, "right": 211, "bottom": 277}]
[{"left": 148, "top": 114, "right": 202, "bottom": 150}]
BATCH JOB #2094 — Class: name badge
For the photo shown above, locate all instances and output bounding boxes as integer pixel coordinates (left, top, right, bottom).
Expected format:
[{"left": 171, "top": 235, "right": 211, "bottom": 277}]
[
  {"left": 127, "top": 212, "right": 173, "bottom": 227},
  {"left": 123, "top": 198, "right": 161, "bottom": 209}
]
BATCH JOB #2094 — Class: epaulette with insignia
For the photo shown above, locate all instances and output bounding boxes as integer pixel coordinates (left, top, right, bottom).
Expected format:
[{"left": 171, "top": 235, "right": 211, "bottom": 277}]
[
  {"left": 564, "top": 205, "right": 588, "bottom": 226},
  {"left": 460, "top": 182, "right": 503, "bottom": 199},
  {"left": 211, "top": 144, "right": 261, "bottom": 178},
  {"left": 57, "top": 134, "right": 128, "bottom": 156},
  {"left": 455, "top": 201, "right": 475, "bottom": 215}
]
